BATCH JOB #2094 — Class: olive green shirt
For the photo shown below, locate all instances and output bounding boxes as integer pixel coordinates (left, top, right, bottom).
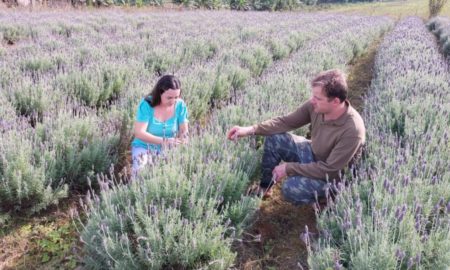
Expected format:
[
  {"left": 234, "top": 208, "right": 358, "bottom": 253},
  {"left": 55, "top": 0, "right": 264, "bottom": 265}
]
[{"left": 254, "top": 100, "right": 365, "bottom": 181}]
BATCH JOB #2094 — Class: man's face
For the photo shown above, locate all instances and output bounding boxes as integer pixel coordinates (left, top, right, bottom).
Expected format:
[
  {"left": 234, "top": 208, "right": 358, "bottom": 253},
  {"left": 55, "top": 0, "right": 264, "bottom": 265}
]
[
  {"left": 310, "top": 86, "right": 336, "bottom": 114},
  {"left": 161, "top": 88, "right": 180, "bottom": 107}
]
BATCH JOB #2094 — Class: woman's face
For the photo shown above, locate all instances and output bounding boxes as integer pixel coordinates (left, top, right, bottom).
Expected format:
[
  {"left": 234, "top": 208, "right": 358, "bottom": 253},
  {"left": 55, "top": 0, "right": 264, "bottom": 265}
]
[{"left": 160, "top": 88, "right": 181, "bottom": 107}]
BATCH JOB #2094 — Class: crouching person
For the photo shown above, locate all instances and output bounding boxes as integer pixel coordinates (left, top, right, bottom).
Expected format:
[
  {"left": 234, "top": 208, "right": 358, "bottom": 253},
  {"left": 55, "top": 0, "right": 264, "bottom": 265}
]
[
  {"left": 227, "top": 69, "right": 365, "bottom": 205},
  {"left": 131, "top": 75, "right": 189, "bottom": 177}
]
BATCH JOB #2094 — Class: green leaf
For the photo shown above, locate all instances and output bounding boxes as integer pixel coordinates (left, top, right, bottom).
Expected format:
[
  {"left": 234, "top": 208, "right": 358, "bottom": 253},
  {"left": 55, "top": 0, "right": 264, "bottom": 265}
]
[{"left": 41, "top": 253, "right": 50, "bottom": 263}]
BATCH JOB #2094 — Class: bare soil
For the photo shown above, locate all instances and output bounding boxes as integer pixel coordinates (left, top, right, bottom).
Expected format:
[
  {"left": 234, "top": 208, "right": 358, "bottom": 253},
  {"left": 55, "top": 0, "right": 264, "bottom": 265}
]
[
  {"left": 233, "top": 186, "right": 317, "bottom": 270},
  {"left": 0, "top": 196, "right": 84, "bottom": 270},
  {"left": 346, "top": 38, "right": 383, "bottom": 113}
]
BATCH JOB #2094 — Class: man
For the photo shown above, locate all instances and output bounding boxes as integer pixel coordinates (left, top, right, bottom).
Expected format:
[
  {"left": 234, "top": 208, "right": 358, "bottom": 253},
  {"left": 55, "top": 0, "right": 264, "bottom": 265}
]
[{"left": 226, "top": 69, "right": 365, "bottom": 205}]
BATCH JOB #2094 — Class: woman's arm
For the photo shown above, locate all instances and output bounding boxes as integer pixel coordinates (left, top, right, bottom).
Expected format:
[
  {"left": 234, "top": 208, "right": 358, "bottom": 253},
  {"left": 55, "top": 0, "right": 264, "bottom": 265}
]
[
  {"left": 134, "top": 122, "right": 182, "bottom": 146},
  {"left": 177, "top": 122, "right": 189, "bottom": 143},
  {"left": 134, "top": 122, "right": 164, "bottom": 145}
]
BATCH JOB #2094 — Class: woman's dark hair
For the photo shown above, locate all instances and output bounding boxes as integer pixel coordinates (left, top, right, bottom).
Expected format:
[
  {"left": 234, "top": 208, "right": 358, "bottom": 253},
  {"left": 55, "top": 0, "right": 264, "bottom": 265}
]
[{"left": 147, "top": 75, "right": 181, "bottom": 107}]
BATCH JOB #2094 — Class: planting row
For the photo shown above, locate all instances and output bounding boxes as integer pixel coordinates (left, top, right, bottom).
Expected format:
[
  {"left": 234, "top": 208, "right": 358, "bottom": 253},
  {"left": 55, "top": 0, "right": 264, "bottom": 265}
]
[
  {"left": 79, "top": 15, "right": 393, "bottom": 269},
  {"left": 310, "top": 16, "right": 450, "bottom": 269}
]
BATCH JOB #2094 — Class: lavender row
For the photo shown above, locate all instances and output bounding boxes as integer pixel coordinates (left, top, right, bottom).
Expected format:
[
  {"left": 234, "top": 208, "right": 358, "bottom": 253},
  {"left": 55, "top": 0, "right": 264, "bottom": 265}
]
[{"left": 310, "top": 17, "right": 450, "bottom": 269}]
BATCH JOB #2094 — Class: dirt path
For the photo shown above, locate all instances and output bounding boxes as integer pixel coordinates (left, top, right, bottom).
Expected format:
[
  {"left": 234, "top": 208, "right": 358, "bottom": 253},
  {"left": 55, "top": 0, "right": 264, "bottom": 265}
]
[
  {"left": 0, "top": 197, "right": 84, "bottom": 269},
  {"left": 234, "top": 37, "right": 383, "bottom": 270}
]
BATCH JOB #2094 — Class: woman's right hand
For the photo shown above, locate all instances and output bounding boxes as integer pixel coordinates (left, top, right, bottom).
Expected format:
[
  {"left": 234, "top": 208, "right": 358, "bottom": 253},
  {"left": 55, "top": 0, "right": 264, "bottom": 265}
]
[{"left": 163, "top": 137, "right": 182, "bottom": 147}]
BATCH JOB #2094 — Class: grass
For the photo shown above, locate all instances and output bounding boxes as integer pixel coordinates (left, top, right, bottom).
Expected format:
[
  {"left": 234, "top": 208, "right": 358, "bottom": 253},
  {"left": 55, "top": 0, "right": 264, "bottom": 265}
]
[{"left": 323, "top": 0, "right": 450, "bottom": 19}]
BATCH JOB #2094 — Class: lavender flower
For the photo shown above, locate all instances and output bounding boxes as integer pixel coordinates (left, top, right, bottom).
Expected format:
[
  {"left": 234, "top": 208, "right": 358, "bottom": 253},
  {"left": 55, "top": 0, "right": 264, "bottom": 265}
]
[{"left": 395, "top": 249, "right": 406, "bottom": 260}]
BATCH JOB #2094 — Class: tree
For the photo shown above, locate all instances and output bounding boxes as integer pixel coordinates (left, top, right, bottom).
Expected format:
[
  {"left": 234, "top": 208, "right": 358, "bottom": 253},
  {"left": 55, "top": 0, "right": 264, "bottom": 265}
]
[{"left": 429, "top": 0, "right": 448, "bottom": 18}]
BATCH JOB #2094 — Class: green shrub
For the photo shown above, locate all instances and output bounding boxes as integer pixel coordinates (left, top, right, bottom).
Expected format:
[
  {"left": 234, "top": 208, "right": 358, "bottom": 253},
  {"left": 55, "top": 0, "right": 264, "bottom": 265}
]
[
  {"left": 181, "top": 69, "right": 214, "bottom": 120},
  {"left": 268, "top": 39, "right": 289, "bottom": 60},
  {"left": 56, "top": 68, "right": 127, "bottom": 108},
  {"left": 20, "top": 57, "right": 54, "bottom": 82},
  {"left": 35, "top": 112, "right": 120, "bottom": 191},
  {"left": 228, "top": 65, "right": 250, "bottom": 91},
  {"left": 52, "top": 54, "right": 68, "bottom": 73},
  {"left": 211, "top": 72, "right": 232, "bottom": 102},
  {"left": 0, "top": 132, "right": 68, "bottom": 215},
  {"left": 136, "top": 0, "right": 144, "bottom": 7},
  {"left": 1, "top": 25, "right": 24, "bottom": 45},
  {"left": 98, "top": 68, "right": 128, "bottom": 106},
  {"left": 81, "top": 132, "right": 259, "bottom": 269},
  {"left": 273, "top": 0, "right": 299, "bottom": 10},
  {"left": 239, "top": 46, "right": 272, "bottom": 77},
  {"left": 52, "top": 23, "right": 79, "bottom": 38},
  {"left": 144, "top": 51, "right": 177, "bottom": 75},
  {"left": 223, "top": 196, "right": 259, "bottom": 236},
  {"left": 251, "top": 0, "right": 276, "bottom": 10},
  {"left": 182, "top": 40, "right": 218, "bottom": 63},
  {"left": 82, "top": 195, "right": 236, "bottom": 269},
  {"left": 59, "top": 73, "right": 98, "bottom": 107},
  {"left": 11, "top": 85, "right": 49, "bottom": 126},
  {"left": 229, "top": 0, "right": 251, "bottom": 10},
  {"left": 238, "top": 28, "right": 258, "bottom": 42},
  {"left": 250, "top": 0, "right": 299, "bottom": 10},
  {"left": 193, "top": 0, "right": 222, "bottom": 8}
]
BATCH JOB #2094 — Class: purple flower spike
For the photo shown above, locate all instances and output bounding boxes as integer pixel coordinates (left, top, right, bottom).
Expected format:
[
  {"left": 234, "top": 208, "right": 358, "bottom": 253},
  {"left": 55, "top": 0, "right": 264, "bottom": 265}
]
[
  {"left": 402, "top": 175, "right": 410, "bottom": 186},
  {"left": 395, "top": 249, "right": 406, "bottom": 260},
  {"left": 383, "top": 178, "right": 390, "bottom": 191},
  {"left": 407, "top": 257, "right": 415, "bottom": 270},
  {"left": 333, "top": 260, "right": 343, "bottom": 270}
]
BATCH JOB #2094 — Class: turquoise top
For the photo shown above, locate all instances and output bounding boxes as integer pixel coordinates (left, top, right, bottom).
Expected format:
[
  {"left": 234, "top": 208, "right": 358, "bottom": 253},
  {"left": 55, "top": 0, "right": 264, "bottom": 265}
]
[{"left": 131, "top": 97, "right": 189, "bottom": 152}]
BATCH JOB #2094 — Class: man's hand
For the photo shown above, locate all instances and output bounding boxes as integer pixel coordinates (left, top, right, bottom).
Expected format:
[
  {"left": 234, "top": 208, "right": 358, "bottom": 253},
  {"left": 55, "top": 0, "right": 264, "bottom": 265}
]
[
  {"left": 272, "top": 163, "right": 287, "bottom": 182},
  {"left": 226, "top": 126, "right": 255, "bottom": 141}
]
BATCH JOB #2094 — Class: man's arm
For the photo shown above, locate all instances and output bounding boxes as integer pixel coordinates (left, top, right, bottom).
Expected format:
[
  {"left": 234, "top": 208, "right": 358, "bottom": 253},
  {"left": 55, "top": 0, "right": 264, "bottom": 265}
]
[
  {"left": 285, "top": 136, "right": 363, "bottom": 180},
  {"left": 254, "top": 101, "right": 312, "bottom": 136},
  {"left": 227, "top": 101, "right": 312, "bottom": 140}
]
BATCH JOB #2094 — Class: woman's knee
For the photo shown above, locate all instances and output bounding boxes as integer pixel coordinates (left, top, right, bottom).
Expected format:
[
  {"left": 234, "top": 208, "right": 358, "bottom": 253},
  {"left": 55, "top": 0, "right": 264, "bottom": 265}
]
[{"left": 131, "top": 147, "right": 154, "bottom": 175}]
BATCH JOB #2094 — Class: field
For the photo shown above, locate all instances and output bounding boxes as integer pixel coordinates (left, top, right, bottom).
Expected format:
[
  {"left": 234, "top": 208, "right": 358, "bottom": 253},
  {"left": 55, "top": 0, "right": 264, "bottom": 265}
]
[
  {"left": 0, "top": 3, "right": 449, "bottom": 270},
  {"left": 323, "top": 0, "right": 450, "bottom": 18}
]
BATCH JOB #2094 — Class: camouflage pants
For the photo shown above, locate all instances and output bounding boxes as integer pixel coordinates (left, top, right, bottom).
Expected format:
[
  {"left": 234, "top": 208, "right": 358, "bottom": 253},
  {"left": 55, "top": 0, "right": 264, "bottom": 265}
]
[{"left": 261, "top": 133, "right": 329, "bottom": 205}]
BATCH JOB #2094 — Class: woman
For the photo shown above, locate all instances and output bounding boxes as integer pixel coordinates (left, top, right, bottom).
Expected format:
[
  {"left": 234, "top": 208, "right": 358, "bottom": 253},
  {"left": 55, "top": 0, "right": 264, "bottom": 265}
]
[{"left": 131, "top": 75, "right": 189, "bottom": 175}]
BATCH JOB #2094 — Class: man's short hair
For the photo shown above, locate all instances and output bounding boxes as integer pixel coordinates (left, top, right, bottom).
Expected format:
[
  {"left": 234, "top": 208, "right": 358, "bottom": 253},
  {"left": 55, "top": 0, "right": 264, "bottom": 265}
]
[{"left": 311, "top": 69, "right": 348, "bottom": 102}]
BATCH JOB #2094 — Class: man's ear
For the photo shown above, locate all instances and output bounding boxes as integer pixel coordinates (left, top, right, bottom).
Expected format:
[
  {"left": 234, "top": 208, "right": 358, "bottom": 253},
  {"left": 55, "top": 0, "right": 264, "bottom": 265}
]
[{"left": 332, "top": 97, "right": 341, "bottom": 104}]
